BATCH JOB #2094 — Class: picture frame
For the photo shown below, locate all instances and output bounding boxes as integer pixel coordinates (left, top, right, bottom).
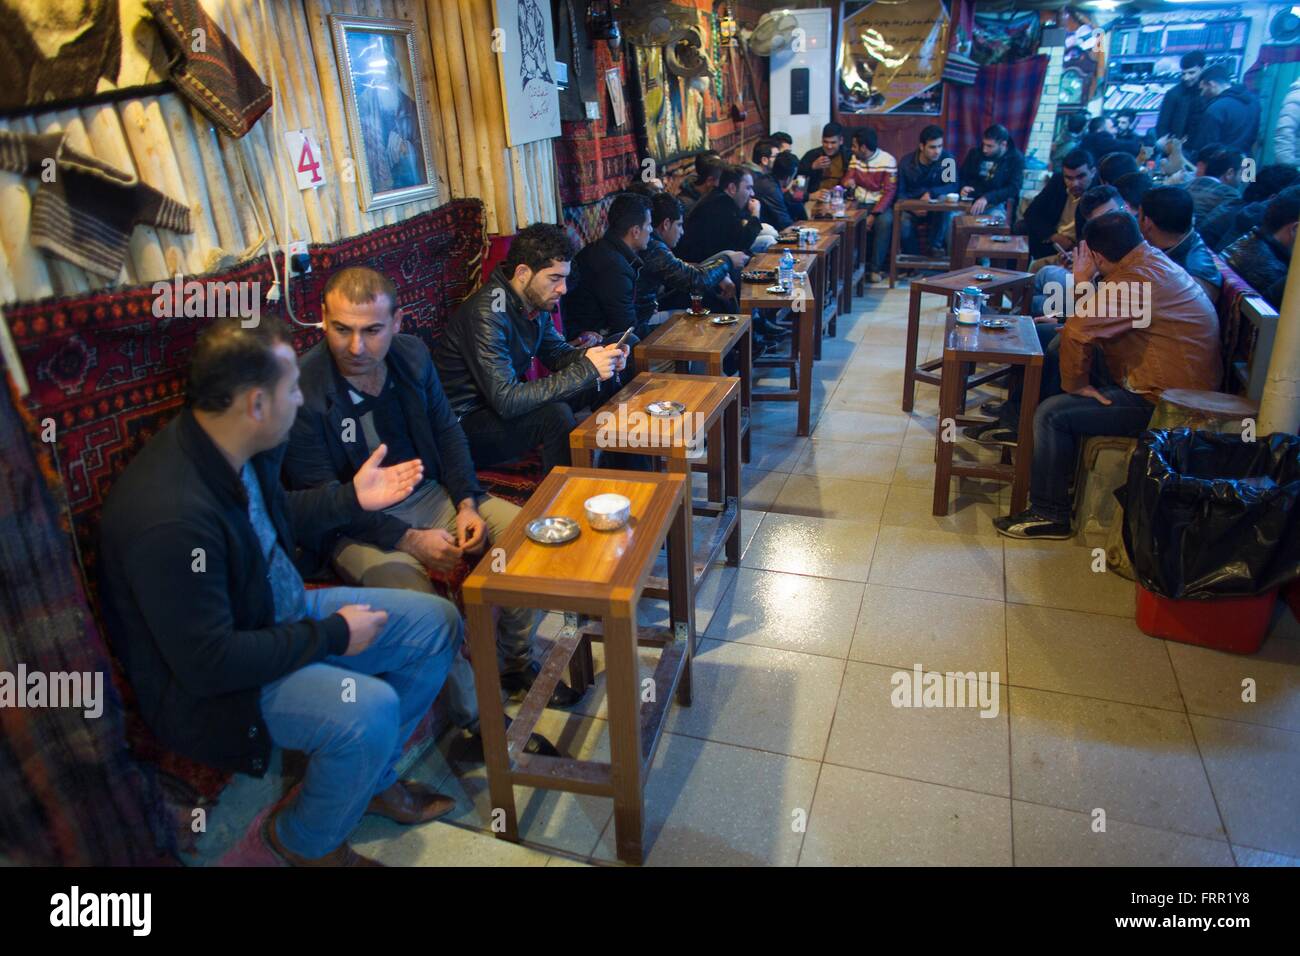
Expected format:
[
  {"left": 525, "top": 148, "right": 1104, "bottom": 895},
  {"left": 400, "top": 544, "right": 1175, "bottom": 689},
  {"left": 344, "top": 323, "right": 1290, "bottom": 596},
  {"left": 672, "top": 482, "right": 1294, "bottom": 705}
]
[
  {"left": 491, "top": 0, "right": 562, "bottom": 147},
  {"left": 329, "top": 14, "right": 438, "bottom": 211}
]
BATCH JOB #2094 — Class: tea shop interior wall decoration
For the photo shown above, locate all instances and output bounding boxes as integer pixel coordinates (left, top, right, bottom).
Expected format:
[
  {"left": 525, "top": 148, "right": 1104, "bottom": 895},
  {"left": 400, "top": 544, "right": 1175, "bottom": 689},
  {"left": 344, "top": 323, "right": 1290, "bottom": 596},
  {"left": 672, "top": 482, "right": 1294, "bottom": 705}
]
[{"left": 492, "top": 0, "right": 562, "bottom": 147}]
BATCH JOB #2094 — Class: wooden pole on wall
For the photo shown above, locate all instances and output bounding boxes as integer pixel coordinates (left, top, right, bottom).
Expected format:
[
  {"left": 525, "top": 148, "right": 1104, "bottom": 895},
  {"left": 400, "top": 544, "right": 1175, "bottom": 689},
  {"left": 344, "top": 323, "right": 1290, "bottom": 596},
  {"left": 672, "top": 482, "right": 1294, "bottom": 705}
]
[
  {"left": 117, "top": 98, "right": 198, "bottom": 275},
  {"left": 284, "top": 0, "right": 341, "bottom": 241},
  {"left": 0, "top": 119, "right": 56, "bottom": 302},
  {"left": 425, "top": 0, "right": 467, "bottom": 200},
  {"left": 465, "top": 0, "right": 512, "bottom": 233},
  {"left": 156, "top": 96, "right": 225, "bottom": 270},
  {"left": 305, "top": 0, "right": 365, "bottom": 238}
]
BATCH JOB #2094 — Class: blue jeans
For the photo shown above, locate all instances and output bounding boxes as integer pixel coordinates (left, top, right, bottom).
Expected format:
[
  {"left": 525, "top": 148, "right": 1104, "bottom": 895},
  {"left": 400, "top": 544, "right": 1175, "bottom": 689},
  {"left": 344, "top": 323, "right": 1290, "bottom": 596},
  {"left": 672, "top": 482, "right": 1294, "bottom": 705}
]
[
  {"left": 1030, "top": 265, "right": 1069, "bottom": 316},
  {"left": 1030, "top": 386, "right": 1154, "bottom": 523},
  {"left": 869, "top": 208, "right": 894, "bottom": 273},
  {"left": 259, "top": 586, "right": 462, "bottom": 859},
  {"left": 899, "top": 209, "right": 955, "bottom": 255}
]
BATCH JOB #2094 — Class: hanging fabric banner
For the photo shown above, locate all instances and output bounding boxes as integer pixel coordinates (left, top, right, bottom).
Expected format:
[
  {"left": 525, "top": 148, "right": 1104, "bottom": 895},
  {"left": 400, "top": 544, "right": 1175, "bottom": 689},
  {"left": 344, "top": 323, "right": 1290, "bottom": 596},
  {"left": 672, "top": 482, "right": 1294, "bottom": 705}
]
[{"left": 837, "top": 0, "right": 949, "bottom": 116}]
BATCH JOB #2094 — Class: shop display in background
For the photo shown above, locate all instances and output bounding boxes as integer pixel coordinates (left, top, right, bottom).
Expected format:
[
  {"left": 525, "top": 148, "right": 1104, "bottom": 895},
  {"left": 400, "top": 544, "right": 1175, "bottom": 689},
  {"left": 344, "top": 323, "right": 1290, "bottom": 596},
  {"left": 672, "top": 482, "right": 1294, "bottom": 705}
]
[
  {"left": 331, "top": 15, "right": 439, "bottom": 212},
  {"left": 971, "top": 10, "right": 1041, "bottom": 66},
  {"left": 837, "top": 0, "right": 948, "bottom": 116}
]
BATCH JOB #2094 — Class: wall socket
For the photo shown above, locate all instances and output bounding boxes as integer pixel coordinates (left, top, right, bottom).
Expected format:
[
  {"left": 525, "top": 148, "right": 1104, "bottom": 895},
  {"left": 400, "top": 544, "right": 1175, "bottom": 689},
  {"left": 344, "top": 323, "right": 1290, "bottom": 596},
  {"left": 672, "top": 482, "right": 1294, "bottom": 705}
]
[{"left": 287, "top": 240, "right": 311, "bottom": 277}]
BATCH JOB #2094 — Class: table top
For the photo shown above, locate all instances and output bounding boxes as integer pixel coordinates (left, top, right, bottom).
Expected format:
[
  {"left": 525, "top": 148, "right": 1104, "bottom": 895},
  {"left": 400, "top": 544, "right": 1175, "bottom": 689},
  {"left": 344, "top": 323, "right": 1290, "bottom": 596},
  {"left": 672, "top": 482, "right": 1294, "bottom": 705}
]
[
  {"left": 896, "top": 197, "right": 972, "bottom": 213},
  {"left": 569, "top": 372, "right": 737, "bottom": 454},
  {"left": 942, "top": 313, "right": 1043, "bottom": 363},
  {"left": 776, "top": 230, "right": 840, "bottom": 254},
  {"left": 637, "top": 310, "right": 751, "bottom": 360},
  {"left": 807, "top": 204, "right": 868, "bottom": 225},
  {"left": 461, "top": 467, "right": 686, "bottom": 610},
  {"left": 911, "top": 265, "right": 1033, "bottom": 295},
  {"left": 794, "top": 216, "right": 848, "bottom": 236},
  {"left": 954, "top": 213, "right": 1011, "bottom": 229},
  {"left": 966, "top": 233, "right": 1030, "bottom": 254},
  {"left": 740, "top": 251, "right": 819, "bottom": 310}
]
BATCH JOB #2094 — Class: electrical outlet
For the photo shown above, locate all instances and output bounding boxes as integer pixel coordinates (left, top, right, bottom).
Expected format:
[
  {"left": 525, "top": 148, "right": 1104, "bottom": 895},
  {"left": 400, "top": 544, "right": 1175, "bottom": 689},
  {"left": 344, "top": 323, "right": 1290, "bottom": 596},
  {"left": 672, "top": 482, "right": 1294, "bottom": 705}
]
[{"left": 287, "top": 240, "right": 311, "bottom": 277}]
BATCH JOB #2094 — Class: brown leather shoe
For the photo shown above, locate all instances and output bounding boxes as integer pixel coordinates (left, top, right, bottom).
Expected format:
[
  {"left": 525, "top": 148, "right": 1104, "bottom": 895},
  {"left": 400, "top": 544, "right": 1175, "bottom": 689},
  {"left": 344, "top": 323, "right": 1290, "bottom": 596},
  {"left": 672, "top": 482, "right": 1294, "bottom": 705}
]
[
  {"left": 365, "top": 780, "right": 456, "bottom": 825},
  {"left": 263, "top": 809, "right": 384, "bottom": 867}
]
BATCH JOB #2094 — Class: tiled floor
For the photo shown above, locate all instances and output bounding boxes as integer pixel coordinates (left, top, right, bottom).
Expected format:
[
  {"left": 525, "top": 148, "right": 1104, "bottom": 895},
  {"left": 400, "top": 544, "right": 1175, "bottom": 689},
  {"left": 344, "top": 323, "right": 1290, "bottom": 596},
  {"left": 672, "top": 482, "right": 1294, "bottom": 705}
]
[{"left": 370, "top": 284, "right": 1300, "bottom": 866}]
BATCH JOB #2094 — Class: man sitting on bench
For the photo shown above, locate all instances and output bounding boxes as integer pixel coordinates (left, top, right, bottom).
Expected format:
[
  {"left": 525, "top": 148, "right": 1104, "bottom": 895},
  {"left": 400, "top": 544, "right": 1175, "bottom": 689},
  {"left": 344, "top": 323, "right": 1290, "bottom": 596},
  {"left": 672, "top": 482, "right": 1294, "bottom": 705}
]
[
  {"left": 100, "top": 316, "right": 462, "bottom": 867},
  {"left": 993, "top": 211, "right": 1221, "bottom": 539}
]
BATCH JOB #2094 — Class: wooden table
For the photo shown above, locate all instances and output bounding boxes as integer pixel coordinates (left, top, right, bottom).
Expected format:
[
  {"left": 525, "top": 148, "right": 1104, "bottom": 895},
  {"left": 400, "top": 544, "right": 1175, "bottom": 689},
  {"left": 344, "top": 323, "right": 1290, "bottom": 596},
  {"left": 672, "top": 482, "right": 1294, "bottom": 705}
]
[
  {"left": 950, "top": 213, "right": 1012, "bottom": 270},
  {"left": 785, "top": 222, "right": 842, "bottom": 350},
  {"left": 635, "top": 309, "right": 753, "bottom": 463},
  {"left": 462, "top": 467, "right": 695, "bottom": 865},
  {"left": 888, "top": 197, "right": 971, "bottom": 288},
  {"left": 902, "top": 266, "right": 1033, "bottom": 413},
  {"left": 569, "top": 372, "right": 741, "bottom": 597},
  {"left": 933, "top": 314, "right": 1042, "bottom": 516},
  {"left": 809, "top": 203, "right": 871, "bottom": 299},
  {"left": 740, "top": 250, "right": 818, "bottom": 436},
  {"left": 965, "top": 233, "right": 1031, "bottom": 272}
]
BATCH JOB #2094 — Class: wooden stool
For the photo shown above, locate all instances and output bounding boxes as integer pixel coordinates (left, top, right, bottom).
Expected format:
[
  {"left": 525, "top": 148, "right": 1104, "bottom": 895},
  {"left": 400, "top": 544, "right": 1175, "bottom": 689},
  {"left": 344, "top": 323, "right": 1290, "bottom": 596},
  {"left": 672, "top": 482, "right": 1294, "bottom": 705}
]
[
  {"left": 934, "top": 314, "right": 1043, "bottom": 516},
  {"left": 902, "top": 266, "right": 1033, "bottom": 413},
  {"left": 1149, "top": 389, "right": 1259, "bottom": 433},
  {"left": 462, "top": 467, "right": 695, "bottom": 865},
  {"left": 950, "top": 213, "right": 1010, "bottom": 271},
  {"left": 888, "top": 197, "right": 971, "bottom": 288},
  {"left": 965, "top": 233, "right": 1030, "bottom": 272},
  {"left": 636, "top": 310, "right": 754, "bottom": 463}
]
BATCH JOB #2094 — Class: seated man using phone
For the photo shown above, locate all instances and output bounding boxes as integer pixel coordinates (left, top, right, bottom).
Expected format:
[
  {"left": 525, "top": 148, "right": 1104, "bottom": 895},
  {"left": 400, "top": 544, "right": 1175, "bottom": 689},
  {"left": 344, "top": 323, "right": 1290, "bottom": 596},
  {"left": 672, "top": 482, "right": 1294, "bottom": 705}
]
[{"left": 286, "top": 266, "right": 586, "bottom": 714}]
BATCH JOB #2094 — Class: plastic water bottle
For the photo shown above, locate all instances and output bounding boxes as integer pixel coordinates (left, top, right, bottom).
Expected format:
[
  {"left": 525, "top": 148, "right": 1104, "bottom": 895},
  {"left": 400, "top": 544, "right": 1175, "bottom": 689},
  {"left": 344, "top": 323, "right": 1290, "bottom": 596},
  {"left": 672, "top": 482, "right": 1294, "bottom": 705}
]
[
  {"left": 831, "top": 185, "right": 846, "bottom": 218},
  {"left": 779, "top": 249, "right": 795, "bottom": 292}
]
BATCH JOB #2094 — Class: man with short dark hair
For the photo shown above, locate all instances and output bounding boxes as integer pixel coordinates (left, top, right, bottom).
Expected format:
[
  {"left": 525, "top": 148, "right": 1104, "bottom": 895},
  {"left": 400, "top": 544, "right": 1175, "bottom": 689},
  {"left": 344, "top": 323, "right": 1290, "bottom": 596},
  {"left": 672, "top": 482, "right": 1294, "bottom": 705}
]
[
  {"left": 1015, "top": 148, "right": 1096, "bottom": 259},
  {"left": 897, "top": 124, "right": 957, "bottom": 258},
  {"left": 1199, "top": 163, "right": 1300, "bottom": 251},
  {"left": 435, "top": 223, "right": 627, "bottom": 472},
  {"left": 1138, "top": 185, "right": 1222, "bottom": 304},
  {"left": 1082, "top": 115, "right": 1139, "bottom": 160},
  {"left": 1190, "top": 64, "right": 1261, "bottom": 156},
  {"left": 1097, "top": 151, "right": 1139, "bottom": 186},
  {"left": 799, "top": 121, "right": 851, "bottom": 197},
  {"left": 1224, "top": 184, "right": 1299, "bottom": 308},
  {"left": 678, "top": 151, "right": 722, "bottom": 215},
  {"left": 840, "top": 126, "right": 897, "bottom": 281},
  {"left": 743, "top": 137, "right": 794, "bottom": 229},
  {"left": 1112, "top": 171, "right": 1152, "bottom": 213},
  {"left": 994, "top": 211, "right": 1220, "bottom": 539},
  {"left": 1156, "top": 51, "right": 1206, "bottom": 143},
  {"left": 770, "top": 131, "right": 794, "bottom": 152},
  {"left": 562, "top": 191, "right": 653, "bottom": 339},
  {"left": 772, "top": 150, "right": 806, "bottom": 222},
  {"left": 635, "top": 192, "right": 742, "bottom": 323},
  {"left": 677, "top": 164, "right": 764, "bottom": 263},
  {"left": 285, "top": 267, "right": 583, "bottom": 717},
  {"left": 1186, "top": 146, "right": 1243, "bottom": 221},
  {"left": 958, "top": 124, "right": 1025, "bottom": 216},
  {"left": 100, "top": 316, "right": 464, "bottom": 867},
  {"left": 1113, "top": 109, "right": 1143, "bottom": 154}
]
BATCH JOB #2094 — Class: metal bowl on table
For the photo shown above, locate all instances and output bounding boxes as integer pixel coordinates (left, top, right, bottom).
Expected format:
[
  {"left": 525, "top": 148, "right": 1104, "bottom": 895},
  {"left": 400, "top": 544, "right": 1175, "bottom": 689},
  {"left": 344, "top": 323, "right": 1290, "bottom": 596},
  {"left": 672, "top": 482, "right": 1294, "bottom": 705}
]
[
  {"left": 646, "top": 400, "right": 686, "bottom": 417},
  {"left": 525, "top": 516, "right": 580, "bottom": 544},
  {"left": 584, "top": 494, "right": 631, "bottom": 531}
]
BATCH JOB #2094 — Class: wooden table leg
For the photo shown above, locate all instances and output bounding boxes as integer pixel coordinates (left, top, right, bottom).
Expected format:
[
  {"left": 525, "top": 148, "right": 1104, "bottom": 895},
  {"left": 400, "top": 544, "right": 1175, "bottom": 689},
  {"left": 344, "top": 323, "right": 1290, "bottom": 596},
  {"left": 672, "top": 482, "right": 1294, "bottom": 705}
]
[
  {"left": 705, "top": 417, "right": 723, "bottom": 506},
  {"left": 889, "top": 205, "right": 902, "bottom": 289},
  {"left": 571, "top": 443, "right": 594, "bottom": 468},
  {"left": 738, "top": 327, "right": 752, "bottom": 463},
  {"left": 602, "top": 611, "right": 645, "bottom": 865},
  {"left": 1010, "top": 360, "right": 1043, "bottom": 514},
  {"left": 466, "top": 603, "right": 518, "bottom": 842},
  {"left": 811, "top": 258, "right": 824, "bottom": 361},
  {"left": 724, "top": 395, "right": 741, "bottom": 566},
  {"left": 902, "top": 285, "right": 923, "bottom": 413},
  {"left": 667, "top": 494, "right": 696, "bottom": 696},
  {"left": 796, "top": 304, "right": 814, "bottom": 436},
  {"left": 932, "top": 352, "right": 959, "bottom": 517}
]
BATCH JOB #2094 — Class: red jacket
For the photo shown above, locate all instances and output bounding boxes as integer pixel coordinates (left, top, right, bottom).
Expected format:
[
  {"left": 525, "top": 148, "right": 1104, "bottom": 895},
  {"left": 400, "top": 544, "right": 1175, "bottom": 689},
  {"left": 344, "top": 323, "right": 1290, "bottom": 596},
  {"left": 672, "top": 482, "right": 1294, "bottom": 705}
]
[{"left": 840, "top": 148, "right": 898, "bottom": 214}]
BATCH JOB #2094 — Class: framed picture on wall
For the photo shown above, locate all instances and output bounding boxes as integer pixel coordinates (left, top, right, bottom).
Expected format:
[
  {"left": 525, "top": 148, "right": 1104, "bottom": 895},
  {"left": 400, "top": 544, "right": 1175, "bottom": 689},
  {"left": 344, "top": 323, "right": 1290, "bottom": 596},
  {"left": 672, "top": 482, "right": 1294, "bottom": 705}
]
[
  {"left": 329, "top": 15, "right": 439, "bottom": 211},
  {"left": 492, "top": 0, "right": 562, "bottom": 146}
]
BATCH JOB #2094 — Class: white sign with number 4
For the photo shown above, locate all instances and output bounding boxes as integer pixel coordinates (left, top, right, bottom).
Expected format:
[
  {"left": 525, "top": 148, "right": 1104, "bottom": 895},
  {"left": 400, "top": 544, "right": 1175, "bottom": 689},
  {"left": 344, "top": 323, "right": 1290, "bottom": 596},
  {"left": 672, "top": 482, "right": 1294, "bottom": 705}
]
[{"left": 284, "top": 128, "right": 326, "bottom": 190}]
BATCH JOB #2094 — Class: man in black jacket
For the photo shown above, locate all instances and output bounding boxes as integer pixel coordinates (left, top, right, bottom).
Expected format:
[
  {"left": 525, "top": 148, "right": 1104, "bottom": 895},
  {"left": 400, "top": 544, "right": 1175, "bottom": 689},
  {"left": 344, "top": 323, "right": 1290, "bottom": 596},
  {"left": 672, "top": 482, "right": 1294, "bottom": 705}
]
[
  {"left": 1198, "top": 164, "right": 1300, "bottom": 251},
  {"left": 100, "top": 316, "right": 462, "bottom": 867},
  {"left": 1014, "top": 149, "right": 1096, "bottom": 259},
  {"left": 562, "top": 192, "right": 652, "bottom": 339},
  {"left": 284, "top": 267, "right": 582, "bottom": 713},
  {"left": 1224, "top": 186, "right": 1298, "bottom": 308},
  {"left": 676, "top": 164, "right": 764, "bottom": 263},
  {"left": 636, "top": 192, "right": 742, "bottom": 323},
  {"left": 677, "top": 151, "right": 721, "bottom": 216},
  {"left": 1189, "top": 64, "right": 1261, "bottom": 157},
  {"left": 434, "top": 223, "right": 626, "bottom": 472},
  {"left": 773, "top": 151, "right": 807, "bottom": 222},
  {"left": 897, "top": 124, "right": 958, "bottom": 256},
  {"left": 1137, "top": 185, "right": 1222, "bottom": 304},
  {"left": 798, "top": 121, "right": 851, "bottom": 197},
  {"left": 958, "top": 123, "right": 1025, "bottom": 216},
  {"left": 1155, "top": 52, "right": 1205, "bottom": 143},
  {"left": 744, "top": 137, "right": 794, "bottom": 230}
]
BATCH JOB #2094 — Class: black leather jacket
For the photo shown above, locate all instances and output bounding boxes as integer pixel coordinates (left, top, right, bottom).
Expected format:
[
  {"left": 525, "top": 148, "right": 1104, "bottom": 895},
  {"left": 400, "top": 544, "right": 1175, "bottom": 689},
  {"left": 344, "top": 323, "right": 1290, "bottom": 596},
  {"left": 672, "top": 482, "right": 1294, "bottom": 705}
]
[
  {"left": 434, "top": 266, "right": 599, "bottom": 421},
  {"left": 561, "top": 233, "right": 643, "bottom": 339},
  {"left": 634, "top": 233, "right": 730, "bottom": 325}
]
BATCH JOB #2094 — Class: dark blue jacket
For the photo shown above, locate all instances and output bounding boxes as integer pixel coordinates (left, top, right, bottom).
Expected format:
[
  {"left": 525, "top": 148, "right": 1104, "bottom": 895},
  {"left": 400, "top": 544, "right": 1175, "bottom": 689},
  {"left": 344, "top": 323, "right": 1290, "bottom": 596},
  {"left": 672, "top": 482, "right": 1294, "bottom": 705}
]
[
  {"left": 283, "top": 334, "right": 484, "bottom": 550},
  {"left": 897, "top": 149, "right": 956, "bottom": 200}
]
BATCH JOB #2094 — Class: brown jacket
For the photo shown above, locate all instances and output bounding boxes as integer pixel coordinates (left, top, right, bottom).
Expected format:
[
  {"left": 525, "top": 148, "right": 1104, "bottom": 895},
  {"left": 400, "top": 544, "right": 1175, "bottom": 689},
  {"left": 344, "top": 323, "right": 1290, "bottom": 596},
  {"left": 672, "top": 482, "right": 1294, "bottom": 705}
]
[{"left": 1060, "top": 242, "right": 1221, "bottom": 401}]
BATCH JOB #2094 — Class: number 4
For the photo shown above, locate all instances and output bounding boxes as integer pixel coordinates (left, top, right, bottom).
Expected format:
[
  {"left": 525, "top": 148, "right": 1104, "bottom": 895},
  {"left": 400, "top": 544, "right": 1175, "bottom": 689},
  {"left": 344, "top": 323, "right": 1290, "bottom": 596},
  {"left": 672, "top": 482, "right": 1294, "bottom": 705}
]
[{"left": 297, "top": 139, "right": 323, "bottom": 184}]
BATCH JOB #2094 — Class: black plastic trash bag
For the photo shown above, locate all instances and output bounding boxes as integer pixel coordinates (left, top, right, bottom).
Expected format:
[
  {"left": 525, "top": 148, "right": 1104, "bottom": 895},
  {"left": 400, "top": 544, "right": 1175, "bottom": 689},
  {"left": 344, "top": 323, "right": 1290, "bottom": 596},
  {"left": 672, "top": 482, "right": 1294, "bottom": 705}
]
[{"left": 1121, "top": 429, "right": 1300, "bottom": 599}]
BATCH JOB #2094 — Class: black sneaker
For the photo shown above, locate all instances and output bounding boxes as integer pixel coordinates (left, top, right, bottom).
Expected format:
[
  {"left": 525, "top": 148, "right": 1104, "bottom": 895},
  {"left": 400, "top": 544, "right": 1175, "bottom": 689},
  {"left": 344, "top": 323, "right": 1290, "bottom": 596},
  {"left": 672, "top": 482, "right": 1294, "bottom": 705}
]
[
  {"left": 979, "top": 399, "right": 1005, "bottom": 416},
  {"left": 993, "top": 510, "right": 1073, "bottom": 540},
  {"left": 962, "top": 422, "right": 1019, "bottom": 446}
]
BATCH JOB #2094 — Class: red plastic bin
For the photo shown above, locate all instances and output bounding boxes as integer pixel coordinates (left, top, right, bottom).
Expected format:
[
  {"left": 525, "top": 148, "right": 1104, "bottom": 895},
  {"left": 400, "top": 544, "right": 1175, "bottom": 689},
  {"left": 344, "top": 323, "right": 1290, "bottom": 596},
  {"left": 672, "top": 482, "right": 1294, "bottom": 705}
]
[{"left": 1135, "top": 584, "right": 1276, "bottom": 654}]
